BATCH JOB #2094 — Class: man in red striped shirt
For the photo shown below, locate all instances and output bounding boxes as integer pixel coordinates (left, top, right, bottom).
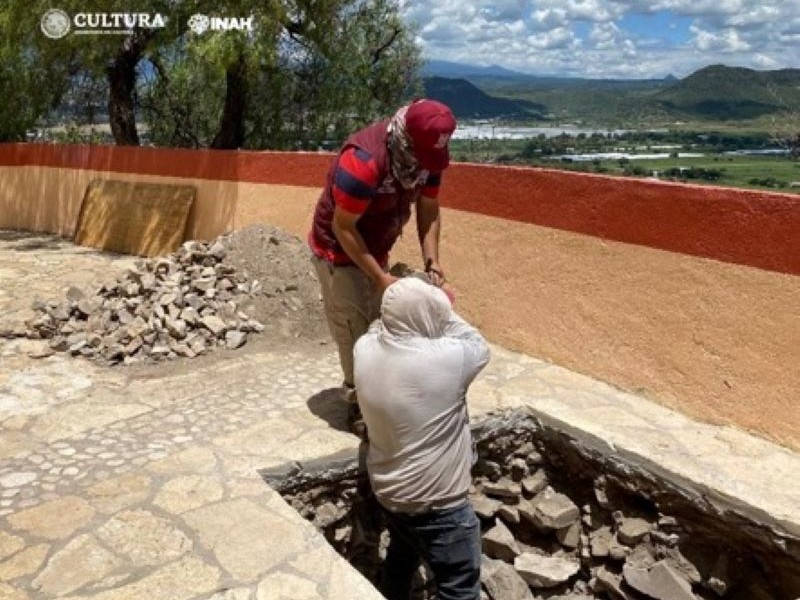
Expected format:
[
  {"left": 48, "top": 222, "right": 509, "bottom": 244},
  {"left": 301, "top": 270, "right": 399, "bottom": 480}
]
[{"left": 309, "top": 99, "right": 456, "bottom": 421}]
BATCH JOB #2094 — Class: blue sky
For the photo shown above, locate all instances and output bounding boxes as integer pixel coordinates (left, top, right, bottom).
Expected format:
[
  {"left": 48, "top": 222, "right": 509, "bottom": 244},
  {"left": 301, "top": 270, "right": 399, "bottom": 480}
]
[{"left": 400, "top": 0, "right": 800, "bottom": 78}]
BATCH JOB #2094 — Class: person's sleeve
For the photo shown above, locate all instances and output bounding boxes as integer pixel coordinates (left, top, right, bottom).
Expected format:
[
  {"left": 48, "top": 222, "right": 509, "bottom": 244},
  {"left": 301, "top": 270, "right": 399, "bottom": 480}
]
[
  {"left": 421, "top": 171, "right": 442, "bottom": 199},
  {"left": 332, "top": 147, "right": 380, "bottom": 214},
  {"left": 444, "top": 311, "right": 490, "bottom": 385}
]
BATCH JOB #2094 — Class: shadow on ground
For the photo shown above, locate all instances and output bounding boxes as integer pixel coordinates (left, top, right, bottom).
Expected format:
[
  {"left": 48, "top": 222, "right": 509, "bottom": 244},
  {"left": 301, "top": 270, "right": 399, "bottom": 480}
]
[{"left": 307, "top": 387, "right": 350, "bottom": 433}]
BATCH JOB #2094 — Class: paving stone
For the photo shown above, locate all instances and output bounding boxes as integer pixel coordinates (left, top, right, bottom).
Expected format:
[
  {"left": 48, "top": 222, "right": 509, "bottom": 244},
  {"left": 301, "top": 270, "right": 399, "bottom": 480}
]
[
  {"left": 514, "top": 552, "right": 580, "bottom": 588},
  {"left": 62, "top": 555, "right": 219, "bottom": 600},
  {"left": 85, "top": 472, "right": 153, "bottom": 514},
  {"left": 7, "top": 496, "right": 94, "bottom": 539},
  {"left": 207, "top": 588, "right": 252, "bottom": 600},
  {"left": 182, "top": 498, "right": 308, "bottom": 581},
  {"left": 256, "top": 572, "right": 322, "bottom": 600},
  {"left": 0, "top": 543, "right": 50, "bottom": 580},
  {"left": 0, "top": 472, "right": 37, "bottom": 488},
  {"left": 0, "top": 530, "right": 24, "bottom": 561},
  {"left": 153, "top": 475, "right": 224, "bottom": 514},
  {"left": 0, "top": 582, "right": 30, "bottom": 600},
  {"left": 481, "top": 556, "right": 534, "bottom": 600},
  {"left": 97, "top": 509, "right": 192, "bottom": 567},
  {"left": 32, "top": 534, "right": 122, "bottom": 596}
]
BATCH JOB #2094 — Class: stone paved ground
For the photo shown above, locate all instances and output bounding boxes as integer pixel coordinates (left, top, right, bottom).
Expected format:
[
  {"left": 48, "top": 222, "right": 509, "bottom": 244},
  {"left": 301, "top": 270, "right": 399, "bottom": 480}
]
[{"left": 1, "top": 231, "right": 798, "bottom": 599}]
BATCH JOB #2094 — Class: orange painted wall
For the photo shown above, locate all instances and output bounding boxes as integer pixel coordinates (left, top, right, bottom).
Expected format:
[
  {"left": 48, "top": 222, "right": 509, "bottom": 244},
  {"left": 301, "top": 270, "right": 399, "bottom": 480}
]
[{"left": 1, "top": 143, "right": 798, "bottom": 449}]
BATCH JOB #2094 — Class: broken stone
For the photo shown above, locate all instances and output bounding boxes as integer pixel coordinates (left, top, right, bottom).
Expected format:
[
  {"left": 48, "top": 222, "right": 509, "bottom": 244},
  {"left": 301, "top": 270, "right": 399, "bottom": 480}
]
[
  {"left": 521, "top": 489, "right": 579, "bottom": 530},
  {"left": 595, "top": 566, "right": 631, "bottom": 600},
  {"left": 622, "top": 560, "right": 697, "bottom": 600},
  {"left": 473, "top": 495, "right": 502, "bottom": 520},
  {"left": 497, "top": 505, "right": 520, "bottom": 525},
  {"left": 225, "top": 330, "right": 247, "bottom": 350},
  {"left": 201, "top": 315, "right": 227, "bottom": 336},
  {"left": 617, "top": 518, "right": 651, "bottom": 546},
  {"left": 482, "top": 478, "right": 521, "bottom": 501},
  {"left": 521, "top": 470, "right": 548, "bottom": 497},
  {"left": 482, "top": 557, "right": 534, "bottom": 600},
  {"left": 514, "top": 553, "right": 580, "bottom": 588},
  {"left": 590, "top": 526, "right": 612, "bottom": 558},
  {"left": 482, "top": 520, "right": 521, "bottom": 562},
  {"left": 556, "top": 521, "right": 581, "bottom": 550}
]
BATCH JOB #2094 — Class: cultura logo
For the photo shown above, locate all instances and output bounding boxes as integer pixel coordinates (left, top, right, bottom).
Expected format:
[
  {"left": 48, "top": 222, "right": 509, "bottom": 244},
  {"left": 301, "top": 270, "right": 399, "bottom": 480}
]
[
  {"left": 187, "top": 13, "right": 254, "bottom": 34},
  {"left": 40, "top": 8, "right": 71, "bottom": 39},
  {"left": 39, "top": 9, "right": 167, "bottom": 37}
]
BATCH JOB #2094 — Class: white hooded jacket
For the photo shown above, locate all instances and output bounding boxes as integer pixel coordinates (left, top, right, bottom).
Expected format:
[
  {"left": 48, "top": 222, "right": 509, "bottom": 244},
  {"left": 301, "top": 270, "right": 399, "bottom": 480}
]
[{"left": 353, "top": 277, "right": 490, "bottom": 513}]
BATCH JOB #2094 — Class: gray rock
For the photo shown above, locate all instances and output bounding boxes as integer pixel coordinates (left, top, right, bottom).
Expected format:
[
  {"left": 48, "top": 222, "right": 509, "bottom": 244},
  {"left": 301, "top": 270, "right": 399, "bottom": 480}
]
[
  {"left": 482, "top": 556, "right": 534, "bottom": 600},
  {"left": 594, "top": 476, "right": 611, "bottom": 509},
  {"left": 483, "top": 478, "right": 521, "bottom": 501},
  {"left": 482, "top": 520, "right": 521, "bottom": 562},
  {"left": 556, "top": 521, "right": 581, "bottom": 550},
  {"left": 201, "top": 315, "right": 227, "bottom": 336},
  {"left": 473, "top": 495, "right": 502, "bottom": 520},
  {"left": 622, "top": 560, "right": 697, "bottom": 600},
  {"left": 521, "top": 470, "right": 548, "bottom": 497},
  {"left": 66, "top": 285, "right": 85, "bottom": 302},
  {"left": 225, "top": 330, "right": 247, "bottom": 349},
  {"left": 595, "top": 566, "right": 631, "bottom": 600},
  {"left": 590, "top": 526, "right": 612, "bottom": 558},
  {"left": 525, "top": 450, "right": 543, "bottom": 467},
  {"left": 514, "top": 553, "right": 580, "bottom": 588},
  {"left": 497, "top": 505, "right": 520, "bottom": 525},
  {"left": 521, "top": 489, "right": 579, "bottom": 530},
  {"left": 617, "top": 518, "right": 651, "bottom": 545},
  {"left": 165, "top": 318, "right": 188, "bottom": 340}
]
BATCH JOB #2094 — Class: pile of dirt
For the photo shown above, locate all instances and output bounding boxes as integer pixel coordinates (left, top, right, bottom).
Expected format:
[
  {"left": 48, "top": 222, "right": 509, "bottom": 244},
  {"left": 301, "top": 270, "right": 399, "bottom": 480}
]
[{"left": 218, "top": 223, "right": 327, "bottom": 344}]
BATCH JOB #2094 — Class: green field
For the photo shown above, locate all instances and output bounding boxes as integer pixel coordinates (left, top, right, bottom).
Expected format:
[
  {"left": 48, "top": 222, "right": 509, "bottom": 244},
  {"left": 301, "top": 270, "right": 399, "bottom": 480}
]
[{"left": 450, "top": 138, "right": 800, "bottom": 194}]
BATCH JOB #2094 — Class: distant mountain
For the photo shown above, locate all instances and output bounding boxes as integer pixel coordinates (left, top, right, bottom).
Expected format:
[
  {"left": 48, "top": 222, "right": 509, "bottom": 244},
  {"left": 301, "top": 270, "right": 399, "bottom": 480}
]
[
  {"left": 422, "top": 60, "right": 528, "bottom": 79},
  {"left": 655, "top": 65, "right": 800, "bottom": 120},
  {"left": 422, "top": 77, "right": 544, "bottom": 119}
]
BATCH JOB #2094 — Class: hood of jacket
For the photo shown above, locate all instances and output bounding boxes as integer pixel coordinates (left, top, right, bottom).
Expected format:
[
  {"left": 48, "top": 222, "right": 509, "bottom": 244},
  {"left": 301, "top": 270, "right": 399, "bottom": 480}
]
[{"left": 380, "top": 277, "right": 452, "bottom": 339}]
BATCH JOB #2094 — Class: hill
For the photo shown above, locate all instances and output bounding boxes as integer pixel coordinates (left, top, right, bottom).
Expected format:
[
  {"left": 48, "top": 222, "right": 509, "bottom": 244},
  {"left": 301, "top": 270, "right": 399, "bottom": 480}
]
[
  {"left": 421, "top": 60, "right": 527, "bottom": 79},
  {"left": 422, "top": 77, "right": 544, "bottom": 119},
  {"left": 654, "top": 65, "right": 800, "bottom": 120}
]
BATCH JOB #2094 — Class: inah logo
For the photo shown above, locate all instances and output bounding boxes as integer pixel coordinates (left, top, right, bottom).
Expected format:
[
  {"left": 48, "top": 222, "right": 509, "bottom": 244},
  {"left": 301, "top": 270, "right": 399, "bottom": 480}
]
[
  {"left": 187, "top": 14, "right": 210, "bottom": 34},
  {"left": 41, "top": 8, "right": 71, "bottom": 39},
  {"left": 187, "top": 13, "right": 254, "bottom": 34}
]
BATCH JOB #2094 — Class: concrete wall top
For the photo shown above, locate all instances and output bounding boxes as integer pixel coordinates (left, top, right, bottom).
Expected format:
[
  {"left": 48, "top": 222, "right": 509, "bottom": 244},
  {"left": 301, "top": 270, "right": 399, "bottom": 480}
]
[{"left": 1, "top": 142, "right": 797, "bottom": 276}]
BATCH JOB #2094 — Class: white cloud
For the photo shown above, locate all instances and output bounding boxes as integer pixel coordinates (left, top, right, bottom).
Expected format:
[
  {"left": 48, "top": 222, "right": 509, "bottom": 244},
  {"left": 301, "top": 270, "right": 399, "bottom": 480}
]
[{"left": 403, "top": 0, "right": 800, "bottom": 78}]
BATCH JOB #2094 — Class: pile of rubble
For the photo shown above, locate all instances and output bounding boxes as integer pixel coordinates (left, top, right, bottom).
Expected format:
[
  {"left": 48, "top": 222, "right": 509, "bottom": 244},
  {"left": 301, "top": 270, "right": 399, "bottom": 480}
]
[
  {"left": 471, "top": 445, "right": 706, "bottom": 600},
  {"left": 277, "top": 414, "right": 784, "bottom": 600},
  {"left": 26, "top": 239, "right": 265, "bottom": 364}
]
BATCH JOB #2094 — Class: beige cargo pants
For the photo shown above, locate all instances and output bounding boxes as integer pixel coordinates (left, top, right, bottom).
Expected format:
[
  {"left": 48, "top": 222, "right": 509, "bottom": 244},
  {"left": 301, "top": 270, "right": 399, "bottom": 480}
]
[{"left": 311, "top": 255, "right": 381, "bottom": 388}]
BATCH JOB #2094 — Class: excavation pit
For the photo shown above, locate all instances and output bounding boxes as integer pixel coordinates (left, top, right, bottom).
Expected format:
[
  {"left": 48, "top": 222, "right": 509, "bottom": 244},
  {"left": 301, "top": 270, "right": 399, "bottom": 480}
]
[{"left": 266, "top": 410, "right": 800, "bottom": 600}]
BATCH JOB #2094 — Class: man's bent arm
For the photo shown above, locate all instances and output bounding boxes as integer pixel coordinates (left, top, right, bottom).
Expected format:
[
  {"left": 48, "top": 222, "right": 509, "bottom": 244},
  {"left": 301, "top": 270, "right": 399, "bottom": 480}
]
[{"left": 332, "top": 206, "right": 396, "bottom": 291}]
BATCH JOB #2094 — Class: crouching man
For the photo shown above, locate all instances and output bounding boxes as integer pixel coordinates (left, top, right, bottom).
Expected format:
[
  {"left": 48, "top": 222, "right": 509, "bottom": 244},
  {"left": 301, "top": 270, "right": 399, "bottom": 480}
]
[{"left": 353, "top": 277, "right": 490, "bottom": 600}]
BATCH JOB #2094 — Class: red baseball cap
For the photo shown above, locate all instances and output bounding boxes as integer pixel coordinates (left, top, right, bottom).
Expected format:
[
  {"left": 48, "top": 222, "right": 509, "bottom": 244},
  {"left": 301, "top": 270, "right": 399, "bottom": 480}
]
[{"left": 405, "top": 99, "right": 456, "bottom": 172}]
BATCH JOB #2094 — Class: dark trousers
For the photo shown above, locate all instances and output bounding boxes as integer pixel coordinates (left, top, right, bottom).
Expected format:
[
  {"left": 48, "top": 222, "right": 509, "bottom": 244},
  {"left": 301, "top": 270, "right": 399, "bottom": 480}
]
[{"left": 380, "top": 502, "right": 482, "bottom": 600}]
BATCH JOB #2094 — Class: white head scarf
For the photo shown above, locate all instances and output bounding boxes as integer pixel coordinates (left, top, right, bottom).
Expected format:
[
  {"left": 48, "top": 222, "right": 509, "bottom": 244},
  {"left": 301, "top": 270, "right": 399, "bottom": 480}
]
[{"left": 379, "top": 277, "right": 452, "bottom": 339}]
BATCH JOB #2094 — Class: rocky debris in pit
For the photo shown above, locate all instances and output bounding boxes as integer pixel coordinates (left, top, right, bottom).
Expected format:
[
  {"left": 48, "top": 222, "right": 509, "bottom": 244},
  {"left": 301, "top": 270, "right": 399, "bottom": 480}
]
[
  {"left": 278, "top": 416, "right": 792, "bottom": 600},
  {"left": 24, "top": 224, "right": 327, "bottom": 364}
]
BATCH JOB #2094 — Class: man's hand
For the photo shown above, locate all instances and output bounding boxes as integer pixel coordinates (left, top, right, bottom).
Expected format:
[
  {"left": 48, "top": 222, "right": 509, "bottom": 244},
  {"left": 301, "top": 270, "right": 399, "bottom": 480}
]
[{"left": 425, "top": 260, "right": 446, "bottom": 287}]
